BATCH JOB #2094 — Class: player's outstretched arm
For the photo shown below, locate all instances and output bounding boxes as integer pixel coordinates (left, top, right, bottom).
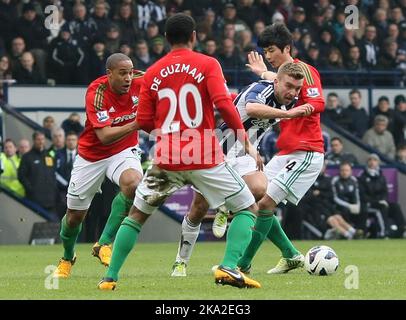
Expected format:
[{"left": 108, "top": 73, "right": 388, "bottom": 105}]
[
  {"left": 95, "top": 120, "right": 139, "bottom": 145},
  {"left": 246, "top": 102, "right": 313, "bottom": 119},
  {"left": 245, "top": 51, "right": 276, "bottom": 81}
]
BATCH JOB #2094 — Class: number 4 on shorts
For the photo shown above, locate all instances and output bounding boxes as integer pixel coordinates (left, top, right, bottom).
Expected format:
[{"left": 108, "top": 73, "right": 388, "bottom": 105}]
[{"left": 285, "top": 161, "right": 296, "bottom": 172}]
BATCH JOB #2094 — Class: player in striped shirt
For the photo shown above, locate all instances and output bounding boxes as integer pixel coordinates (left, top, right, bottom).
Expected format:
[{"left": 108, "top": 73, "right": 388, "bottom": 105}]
[{"left": 171, "top": 62, "right": 314, "bottom": 276}]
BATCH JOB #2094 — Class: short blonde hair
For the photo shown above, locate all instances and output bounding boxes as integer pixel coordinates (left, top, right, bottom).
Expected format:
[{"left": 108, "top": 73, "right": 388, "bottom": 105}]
[{"left": 277, "top": 62, "right": 304, "bottom": 80}]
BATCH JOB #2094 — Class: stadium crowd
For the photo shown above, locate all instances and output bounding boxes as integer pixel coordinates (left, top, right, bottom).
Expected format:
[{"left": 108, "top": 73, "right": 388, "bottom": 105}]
[{"left": 0, "top": 0, "right": 406, "bottom": 88}]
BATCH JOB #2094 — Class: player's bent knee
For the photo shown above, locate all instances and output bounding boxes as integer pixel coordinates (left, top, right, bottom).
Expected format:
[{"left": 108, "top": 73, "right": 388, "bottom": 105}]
[
  {"left": 119, "top": 169, "right": 142, "bottom": 199},
  {"left": 66, "top": 209, "right": 87, "bottom": 227},
  {"left": 250, "top": 184, "right": 267, "bottom": 202}
]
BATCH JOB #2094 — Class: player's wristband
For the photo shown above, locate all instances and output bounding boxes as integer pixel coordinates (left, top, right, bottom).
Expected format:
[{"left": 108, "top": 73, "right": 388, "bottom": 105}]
[{"left": 260, "top": 71, "right": 268, "bottom": 79}]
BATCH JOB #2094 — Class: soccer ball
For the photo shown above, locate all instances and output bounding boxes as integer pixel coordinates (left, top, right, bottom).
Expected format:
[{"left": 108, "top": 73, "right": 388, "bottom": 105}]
[{"left": 304, "top": 245, "right": 339, "bottom": 276}]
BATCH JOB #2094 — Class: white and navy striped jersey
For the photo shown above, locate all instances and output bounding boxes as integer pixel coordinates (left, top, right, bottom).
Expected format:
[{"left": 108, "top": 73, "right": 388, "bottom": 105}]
[{"left": 218, "top": 80, "right": 298, "bottom": 157}]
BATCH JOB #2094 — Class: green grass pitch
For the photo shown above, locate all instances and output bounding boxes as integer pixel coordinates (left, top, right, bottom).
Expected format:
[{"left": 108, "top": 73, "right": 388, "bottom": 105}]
[{"left": 0, "top": 240, "right": 405, "bottom": 300}]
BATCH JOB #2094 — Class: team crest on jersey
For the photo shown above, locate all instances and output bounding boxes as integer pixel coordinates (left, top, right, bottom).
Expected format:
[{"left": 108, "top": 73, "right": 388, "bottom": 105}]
[
  {"left": 306, "top": 87, "right": 320, "bottom": 98},
  {"left": 96, "top": 110, "right": 109, "bottom": 123},
  {"left": 251, "top": 118, "right": 270, "bottom": 129},
  {"left": 131, "top": 96, "right": 139, "bottom": 108}
]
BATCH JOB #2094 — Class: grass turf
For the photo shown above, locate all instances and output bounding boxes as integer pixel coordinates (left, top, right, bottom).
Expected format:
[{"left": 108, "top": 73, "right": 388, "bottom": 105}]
[{"left": 0, "top": 240, "right": 405, "bottom": 300}]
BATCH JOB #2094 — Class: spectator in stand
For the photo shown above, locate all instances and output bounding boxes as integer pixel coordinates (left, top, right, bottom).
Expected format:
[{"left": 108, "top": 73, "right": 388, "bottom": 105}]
[
  {"left": 199, "top": 8, "right": 221, "bottom": 38},
  {"left": 0, "top": 139, "right": 25, "bottom": 197},
  {"left": 376, "top": 39, "right": 401, "bottom": 84},
  {"left": 150, "top": 36, "right": 166, "bottom": 60},
  {"left": 0, "top": 55, "right": 12, "bottom": 99},
  {"left": 221, "top": 23, "right": 237, "bottom": 42},
  {"left": 0, "top": 55, "right": 11, "bottom": 80},
  {"left": 218, "top": 3, "right": 249, "bottom": 33},
  {"left": 13, "top": 51, "right": 47, "bottom": 85},
  {"left": 322, "top": 92, "right": 352, "bottom": 130},
  {"left": 393, "top": 94, "right": 406, "bottom": 147},
  {"left": 358, "top": 153, "right": 390, "bottom": 238},
  {"left": 325, "top": 137, "right": 359, "bottom": 166},
  {"left": 237, "top": 0, "right": 264, "bottom": 30},
  {"left": 373, "top": 8, "right": 389, "bottom": 42},
  {"left": 104, "top": 23, "right": 121, "bottom": 56},
  {"left": 387, "top": 23, "right": 400, "bottom": 44},
  {"left": 91, "top": 0, "right": 112, "bottom": 39},
  {"left": 217, "top": 38, "right": 245, "bottom": 86},
  {"left": 43, "top": 115, "right": 56, "bottom": 137},
  {"left": 114, "top": 2, "right": 139, "bottom": 47},
  {"left": 397, "top": 144, "right": 406, "bottom": 164},
  {"left": 345, "top": 45, "right": 365, "bottom": 73},
  {"left": 389, "top": 6, "right": 404, "bottom": 25},
  {"left": 88, "top": 38, "right": 109, "bottom": 81},
  {"left": 288, "top": 7, "right": 310, "bottom": 32},
  {"left": 338, "top": 28, "right": 360, "bottom": 60},
  {"left": 18, "top": 138, "right": 31, "bottom": 156},
  {"left": 297, "top": 32, "right": 312, "bottom": 57},
  {"left": 0, "top": 0, "right": 18, "bottom": 46},
  {"left": 67, "top": 2, "right": 97, "bottom": 50},
  {"left": 323, "top": 47, "right": 350, "bottom": 86},
  {"left": 203, "top": 38, "right": 218, "bottom": 59},
  {"left": 344, "top": 89, "right": 369, "bottom": 138},
  {"left": 9, "top": 37, "right": 26, "bottom": 70},
  {"left": 324, "top": 165, "right": 362, "bottom": 240},
  {"left": 256, "top": 0, "right": 275, "bottom": 25},
  {"left": 318, "top": 28, "right": 337, "bottom": 60},
  {"left": 305, "top": 42, "right": 324, "bottom": 69},
  {"left": 48, "top": 127, "right": 65, "bottom": 156},
  {"left": 55, "top": 131, "right": 78, "bottom": 219},
  {"left": 399, "top": 21, "right": 406, "bottom": 51},
  {"left": 363, "top": 115, "right": 396, "bottom": 159},
  {"left": 332, "top": 9, "right": 346, "bottom": 42},
  {"left": 18, "top": 131, "right": 57, "bottom": 219},
  {"left": 370, "top": 96, "right": 395, "bottom": 134},
  {"left": 277, "top": 0, "right": 295, "bottom": 22},
  {"left": 145, "top": 21, "right": 161, "bottom": 46},
  {"left": 331, "top": 162, "right": 367, "bottom": 237},
  {"left": 14, "top": 2, "right": 50, "bottom": 77},
  {"left": 252, "top": 20, "right": 266, "bottom": 48},
  {"left": 48, "top": 25, "right": 86, "bottom": 85},
  {"left": 61, "top": 112, "right": 84, "bottom": 136},
  {"left": 359, "top": 25, "right": 380, "bottom": 69},
  {"left": 194, "top": 23, "right": 211, "bottom": 53},
  {"left": 134, "top": 39, "right": 154, "bottom": 70},
  {"left": 135, "top": 0, "right": 164, "bottom": 31}
]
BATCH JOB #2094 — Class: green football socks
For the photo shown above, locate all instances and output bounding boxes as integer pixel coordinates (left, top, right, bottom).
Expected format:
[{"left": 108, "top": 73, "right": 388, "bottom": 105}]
[
  {"left": 237, "top": 209, "right": 274, "bottom": 269},
  {"left": 106, "top": 217, "right": 142, "bottom": 281},
  {"left": 220, "top": 210, "right": 256, "bottom": 269},
  {"left": 267, "top": 215, "right": 300, "bottom": 258},
  {"left": 99, "top": 192, "right": 133, "bottom": 245},
  {"left": 60, "top": 214, "right": 82, "bottom": 261}
]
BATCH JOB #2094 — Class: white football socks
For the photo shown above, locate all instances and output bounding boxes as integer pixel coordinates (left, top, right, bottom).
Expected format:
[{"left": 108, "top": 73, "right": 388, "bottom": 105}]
[{"left": 175, "top": 216, "right": 201, "bottom": 265}]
